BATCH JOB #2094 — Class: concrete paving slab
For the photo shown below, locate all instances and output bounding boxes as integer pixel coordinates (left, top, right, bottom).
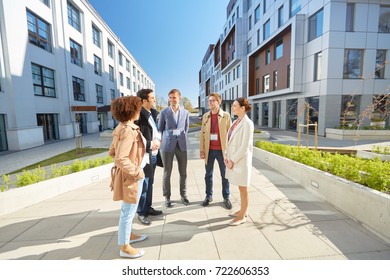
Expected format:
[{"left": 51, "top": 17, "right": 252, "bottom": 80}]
[
  {"left": 13, "top": 212, "right": 89, "bottom": 241},
  {"left": 307, "top": 219, "right": 390, "bottom": 254},
  {"left": 159, "top": 230, "right": 219, "bottom": 259},
  {"left": 0, "top": 239, "right": 57, "bottom": 260},
  {"left": 0, "top": 217, "right": 43, "bottom": 242},
  {"left": 41, "top": 236, "right": 113, "bottom": 260},
  {"left": 4, "top": 201, "right": 65, "bottom": 219},
  {"left": 212, "top": 224, "right": 282, "bottom": 260}
]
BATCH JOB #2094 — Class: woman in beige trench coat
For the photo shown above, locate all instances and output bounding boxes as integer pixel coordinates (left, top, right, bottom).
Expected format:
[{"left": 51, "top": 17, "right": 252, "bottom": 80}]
[
  {"left": 224, "top": 98, "right": 254, "bottom": 226},
  {"left": 109, "top": 96, "right": 147, "bottom": 258}
]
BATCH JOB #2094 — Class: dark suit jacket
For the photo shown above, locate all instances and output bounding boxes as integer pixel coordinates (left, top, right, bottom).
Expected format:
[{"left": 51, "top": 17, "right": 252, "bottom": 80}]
[
  {"left": 135, "top": 107, "right": 162, "bottom": 177},
  {"left": 158, "top": 106, "right": 189, "bottom": 152}
]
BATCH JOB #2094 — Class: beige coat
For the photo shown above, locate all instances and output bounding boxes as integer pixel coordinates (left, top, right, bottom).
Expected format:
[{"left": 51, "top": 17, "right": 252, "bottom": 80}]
[
  {"left": 109, "top": 121, "right": 145, "bottom": 204},
  {"left": 225, "top": 115, "right": 254, "bottom": 186},
  {"left": 199, "top": 109, "right": 231, "bottom": 163}
]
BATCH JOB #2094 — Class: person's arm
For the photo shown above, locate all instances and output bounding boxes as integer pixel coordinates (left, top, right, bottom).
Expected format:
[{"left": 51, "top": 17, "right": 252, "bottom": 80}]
[
  {"left": 115, "top": 127, "right": 143, "bottom": 179},
  {"left": 230, "top": 121, "right": 253, "bottom": 165},
  {"left": 199, "top": 114, "right": 206, "bottom": 159}
]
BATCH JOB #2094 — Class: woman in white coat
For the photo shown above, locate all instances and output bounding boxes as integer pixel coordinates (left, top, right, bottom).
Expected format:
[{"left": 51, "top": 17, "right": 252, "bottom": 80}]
[{"left": 224, "top": 98, "right": 253, "bottom": 226}]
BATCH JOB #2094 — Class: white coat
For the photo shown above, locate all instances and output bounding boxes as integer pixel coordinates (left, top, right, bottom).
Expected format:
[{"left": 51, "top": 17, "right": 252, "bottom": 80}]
[{"left": 225, "top": 115, "right": 254, "bottom": 186}]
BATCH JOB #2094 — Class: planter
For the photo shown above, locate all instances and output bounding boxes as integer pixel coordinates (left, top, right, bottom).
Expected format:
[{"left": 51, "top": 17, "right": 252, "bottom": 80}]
[
  {"left": 253, "top": 147, "right": 390, "bottom": 243},
  {"left": 0, "top": 164, "right": 113, "bottom": 216},
  {"left": 325, "top": 128, "right": 390, "bottom": 140},
  {"left": 253, "top": 131, "right": 270, "bottom": 140},
  {"left": 356, "top": 150, "right": 390, "bottom": 161}
]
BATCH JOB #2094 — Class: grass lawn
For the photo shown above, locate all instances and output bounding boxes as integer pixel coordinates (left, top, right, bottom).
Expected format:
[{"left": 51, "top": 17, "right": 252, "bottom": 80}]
[{"left": 10, "top": 148, "right": 108, "bottom": 174}]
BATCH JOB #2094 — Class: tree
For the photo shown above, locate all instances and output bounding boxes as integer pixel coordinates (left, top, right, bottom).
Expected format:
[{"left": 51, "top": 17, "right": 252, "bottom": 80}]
[{"left": 181, "top": 97, "right": 194, "bottom": 112}]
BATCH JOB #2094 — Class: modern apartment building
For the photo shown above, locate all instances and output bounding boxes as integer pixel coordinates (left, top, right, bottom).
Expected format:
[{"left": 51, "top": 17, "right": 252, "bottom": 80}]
[
  {"left": 0, "top": 0, "right": 154, "bottom": 151},
  {"left": 199, "top": 0, "right": 390, "bottom": 136}
]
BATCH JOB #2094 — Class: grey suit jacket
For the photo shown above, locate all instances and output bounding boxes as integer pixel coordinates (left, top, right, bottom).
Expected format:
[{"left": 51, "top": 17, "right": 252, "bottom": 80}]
[{"left": 158, "top": 106, "right": 189, "bottom": 152}]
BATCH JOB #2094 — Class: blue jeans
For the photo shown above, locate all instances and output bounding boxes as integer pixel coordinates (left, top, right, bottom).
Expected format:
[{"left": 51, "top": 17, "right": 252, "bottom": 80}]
[
  {"left": 137, "top": 155, "right": 157, "bottom": 215},
  {"left": 204, "top": 149, "right": 230, "bottom": 199},
  {"left": 118, "top": 178, "right": 144, "bottom": 245}
]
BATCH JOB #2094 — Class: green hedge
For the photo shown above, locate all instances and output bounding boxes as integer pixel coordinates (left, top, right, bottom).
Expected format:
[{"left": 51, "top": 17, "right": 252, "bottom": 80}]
[{"left": 256, "top": 141, "right": 390, "bottom": 193}]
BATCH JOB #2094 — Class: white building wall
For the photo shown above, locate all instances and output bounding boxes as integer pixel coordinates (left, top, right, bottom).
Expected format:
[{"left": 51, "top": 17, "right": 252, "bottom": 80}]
[{"left": 0, "top": 0, "right": 154, "bottom": 151}]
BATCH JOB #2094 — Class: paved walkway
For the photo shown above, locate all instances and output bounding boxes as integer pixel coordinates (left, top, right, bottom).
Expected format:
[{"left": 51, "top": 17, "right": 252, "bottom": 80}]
[{"left": 0, "top": 130, "right": 389, "bottom": 259}]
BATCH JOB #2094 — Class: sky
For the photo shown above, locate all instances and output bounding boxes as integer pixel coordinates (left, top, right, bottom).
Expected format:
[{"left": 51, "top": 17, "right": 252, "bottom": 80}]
[{"left": 88, "top": 0, "right": 228, "bottom": 107}]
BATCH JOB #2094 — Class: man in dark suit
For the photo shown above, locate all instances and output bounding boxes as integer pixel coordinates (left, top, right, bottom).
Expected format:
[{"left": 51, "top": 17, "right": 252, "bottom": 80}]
[
  {"left": 135, "top": 89, "right": 163, "bottom": 225},
  {"left": 158, "top": 89, "right": 189, "bottom": 207}
]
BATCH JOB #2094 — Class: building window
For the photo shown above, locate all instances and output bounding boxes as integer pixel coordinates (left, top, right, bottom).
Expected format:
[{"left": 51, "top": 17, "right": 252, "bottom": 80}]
[
  {"left": 108, "top": 40, "right": 114, "bottom": 58},
  {"left": 263, "top": 0, "right": 267, "bottom": 14},
  {"left": 237, "top": 65, "right": 241, "bottom": 78},
  {"left": 249, "top": 15, "right": 252, "bottom": 30},
  {"left": 118, "top": 52, "right": 123, "bottom": 66},
  {"left": 372, "top": 95, "right": 390, "bottom": 123},
  {"left": 126, "top": 77, "right": 131, "bottom": 89},
  {"left": 346, "top": 3, "right": 355, "bottom": 32},
  {"left": 110, "top": 89, "right": 116, "bottom": 100},
  {"left": 343, "top": 49, "right": 363, "bottom": 79},
  {"left": 275, "top": 40, "right": 283, "bottom": 59},
  {"left": 247, "top": 39, "right": 252, "bottom": 53},
  {"left": 263, "top": 20, "right": 270, "bottom": 40},
  {"left": 72, "top": 76, "right": 85, "bottom": 101},
  {"left": 278, "top": 5, "right": 284, "bottom": 28},
  {"left": 273, "top": 70, "right": 278, "bottom": 91},
  {"left": 94, "top": 55, "right": 102, "bottom": 76},
  {"left": 92, "top": 24, "right": 101, "bottom": 47},
  {"left": 31, "top": 63, "right": 55, "bottom": 97},
  {"left": 290, "top": 0, "right": 301, "bottom": 18},
  {"left": 266, "top": 48, "right": 271, "bottom": 64},
  {"left": 379, "top": 6, "right": 390, "bottom": 33},
  {"left": 27, "top": 10, "right": 52, "bottom": 52},
  {"left": 257, "top": 29, "right": 261, "bottom": 45},
  {"left": 133, "top": 82, "right": 136, "bottom": 92},
  {"left": 67, "top": 1, "right": 81, "bottom": 32},
  {"left": 376, "top": 50, "right": 387, "bottom": 79},
  {"left": 263, "top": 74, "right": 270, "bottom": 93},
  {"left": 308, "top": 9, "right": 324, "bottom": 41},
  {"left": 109, "top": 65, "right": 114, "bottom": 81},
  {"left": 255, "top": 4, "right": 261, "bottom": 23},
  {"left": 340, "top": 95, "right": 360, "bottom": 127},
  {"left": 314, "top": 52, "right": 322, "bottom": 81},
  {"left": 96, "top": 84, "right": 103, "bottom": 103},
  {"left": 255, "top": 78, "right": 260, "bottom": 94},
  {"left": 132, "top": 66, "right": 136, "bottom": 77},
  {"left": 69, "top": 39, "right": 82, "bottom": 66},
  {"left": 247, "top": 0, "right": 252, "bottom": 10},
  {"left": 287, "top": 64, "right": 291, "bottom": 88},
  {"left": 119, "top": 72, "right": 124, "bottom": 86},
  {"left": 255, "top": 55, "right": 260, "bottom": 69},
  {"left": 126, "top": 60, "right": 130, "bottom": 72},
  {"left": 39, "top": 0, "right": 50, "bottom": 7}
]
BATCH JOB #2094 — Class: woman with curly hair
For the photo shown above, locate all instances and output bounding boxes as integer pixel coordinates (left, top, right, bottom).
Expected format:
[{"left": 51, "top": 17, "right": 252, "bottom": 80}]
[{"left": 109, "top": 95, "right": 148, "bottom": 258}]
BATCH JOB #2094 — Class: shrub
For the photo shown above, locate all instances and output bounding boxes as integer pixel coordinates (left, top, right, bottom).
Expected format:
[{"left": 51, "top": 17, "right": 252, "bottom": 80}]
[
  {"left": 16, "top": 166, "right": 46, "bottom": 187},
  {"left": 256, "top": 141, "right": 390, "bottom": 193},
  {"left": 1, "top": 156, "right": 113, "bottom": 191}
]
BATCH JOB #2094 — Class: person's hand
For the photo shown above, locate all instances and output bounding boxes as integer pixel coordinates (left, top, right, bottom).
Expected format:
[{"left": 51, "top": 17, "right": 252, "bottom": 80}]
[
  {"left": 152, "top": 139, "right": 160, "bottom": 150},
  {"left": 200, "top": 151, "right": 205, "bottom": 159},
  {"left": 227, "top": 160, "right": 234, "bottom": 170},
  {"left": 224, "top": 158, "right": 229, "bottom": 165}
]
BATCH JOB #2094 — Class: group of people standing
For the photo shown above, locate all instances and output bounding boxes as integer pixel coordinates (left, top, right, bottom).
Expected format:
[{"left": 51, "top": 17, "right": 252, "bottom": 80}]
[{"left": 109, "top": 89, "right": 254, "bottom": 258}]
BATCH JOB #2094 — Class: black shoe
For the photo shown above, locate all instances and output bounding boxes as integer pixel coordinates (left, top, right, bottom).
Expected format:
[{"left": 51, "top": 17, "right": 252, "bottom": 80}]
[
  {"left": 138, "top": 215, "right": 151, "bottom": 225},
  {"left": 181, "top": 196, "right": 190, "bottom": 206},
  {"left": 201, "top": 197, "right": 212, "bottom": 207},
  {"left": 148, "top": 207, "right": 163, "bottom": 216},
  {"left": 223, "top": 199, "right": 232, "bottom": 210},
  {"left": 165, "top": 197, "right": 172, "bottom": 208}
]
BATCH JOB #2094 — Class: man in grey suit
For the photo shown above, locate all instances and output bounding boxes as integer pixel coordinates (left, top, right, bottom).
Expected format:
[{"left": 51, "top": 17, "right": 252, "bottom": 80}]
[{"left": 158, "top": 89, "right": 190, "bottom": 207}]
